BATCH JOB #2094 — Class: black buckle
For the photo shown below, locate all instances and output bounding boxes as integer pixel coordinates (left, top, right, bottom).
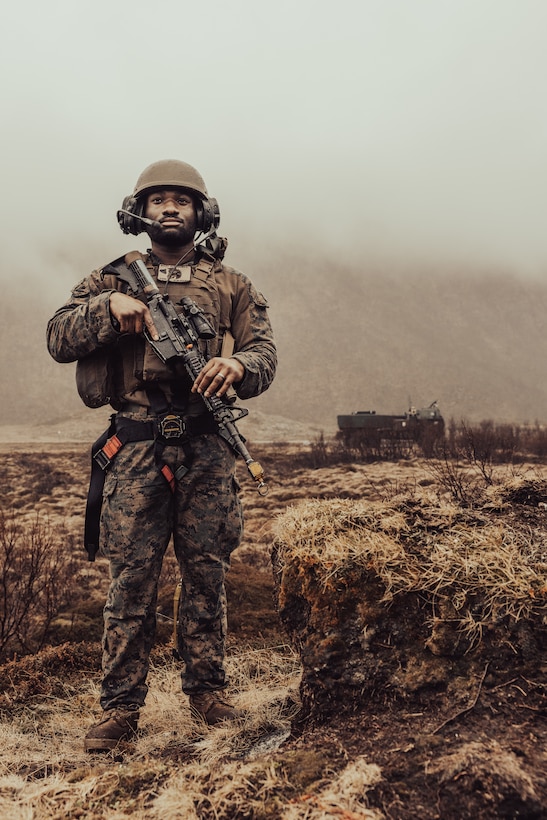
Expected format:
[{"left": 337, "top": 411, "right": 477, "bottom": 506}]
[
  {"left": 94, "top": 449, "right": 112, "bottom": 471},
  {"left": 158, "top": 413, "right": 186, "bottom": 440}
]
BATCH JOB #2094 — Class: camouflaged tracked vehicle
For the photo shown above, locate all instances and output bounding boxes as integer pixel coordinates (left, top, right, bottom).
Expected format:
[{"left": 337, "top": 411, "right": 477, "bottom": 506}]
[{"left": 337, "top": 401, "right": 445, "bottom": 456}]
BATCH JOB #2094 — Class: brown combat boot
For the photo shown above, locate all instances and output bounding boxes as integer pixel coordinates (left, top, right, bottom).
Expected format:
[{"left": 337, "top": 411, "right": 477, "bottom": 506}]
[
  {"left": 189, "top": 692, "right": 241, "bottom": 725},
  {"left": 84, "top": 708, "right": 139, "bottom": 752}
]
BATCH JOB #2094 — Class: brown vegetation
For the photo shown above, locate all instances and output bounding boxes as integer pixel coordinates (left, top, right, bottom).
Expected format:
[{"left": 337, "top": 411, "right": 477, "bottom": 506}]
[{"left": 0, "top": 427, "right": 546, "bottom": 818}]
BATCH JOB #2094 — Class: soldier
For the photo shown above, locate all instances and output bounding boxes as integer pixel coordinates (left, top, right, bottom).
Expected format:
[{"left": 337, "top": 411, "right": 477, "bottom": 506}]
[{"left": 47, "top": 160, "right": 277, "bottom": 752}]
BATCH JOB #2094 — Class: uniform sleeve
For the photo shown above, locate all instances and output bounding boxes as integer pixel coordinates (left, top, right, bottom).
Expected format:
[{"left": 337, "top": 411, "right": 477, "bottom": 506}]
[
  {"left": 229, "top": 274, "right": 277, "bottom": 399},
  {"left": 46, "top": 271, "right": 120, "bottom": 363}
]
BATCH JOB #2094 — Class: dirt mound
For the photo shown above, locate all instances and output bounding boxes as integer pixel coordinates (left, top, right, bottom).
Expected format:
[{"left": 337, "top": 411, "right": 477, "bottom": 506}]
[
  {"left": 273, "top": 479, "right": 547, "bottom": 817},
  {"left": 0, "top": 642, "right": 102, "bottom": 709}
]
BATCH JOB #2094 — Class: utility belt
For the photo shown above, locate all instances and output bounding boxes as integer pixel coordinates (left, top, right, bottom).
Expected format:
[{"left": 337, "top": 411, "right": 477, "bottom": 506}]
[
  {"left": 84, "top": 401, "right": 219, "bottom": 562},
  {"left": 93, "top": 411, "right": 218, "bottom": 470}
]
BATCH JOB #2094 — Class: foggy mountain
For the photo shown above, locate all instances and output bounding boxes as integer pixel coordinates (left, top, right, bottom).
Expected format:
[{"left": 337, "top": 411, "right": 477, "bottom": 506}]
[{"left": 2, "top": 246, "right": 547, "bottom": 434}]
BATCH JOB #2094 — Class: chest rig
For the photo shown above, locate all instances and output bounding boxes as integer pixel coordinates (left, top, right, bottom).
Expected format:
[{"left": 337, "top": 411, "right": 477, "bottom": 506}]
[
  {"left": 83, "top": 251, "right": 226, "bottom": 561},
  {"left": 150, "top": 252, "right": 222, "bottom": 356}
]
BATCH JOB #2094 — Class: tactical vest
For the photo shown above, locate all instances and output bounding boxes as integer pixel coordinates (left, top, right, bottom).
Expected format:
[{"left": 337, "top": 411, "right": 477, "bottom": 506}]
[{"left": 76, "top": 251, "right": 232, "bottom": 409}]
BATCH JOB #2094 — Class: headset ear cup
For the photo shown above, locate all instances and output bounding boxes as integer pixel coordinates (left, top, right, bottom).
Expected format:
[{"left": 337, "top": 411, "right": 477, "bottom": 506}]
[
  {"left": 194, "top": 200, "right": 205, "bottom": 233},
  {"left": 197, "top": 197, "right": 220, "bottom": 233},
  {"left": 118, "top": 195, "right": 144, "bottom": 235}
]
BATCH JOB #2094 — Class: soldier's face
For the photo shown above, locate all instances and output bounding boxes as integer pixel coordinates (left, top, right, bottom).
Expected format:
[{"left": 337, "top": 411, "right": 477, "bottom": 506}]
[{"left": 144, "top": 188, "right": 197, "bottom": 246}]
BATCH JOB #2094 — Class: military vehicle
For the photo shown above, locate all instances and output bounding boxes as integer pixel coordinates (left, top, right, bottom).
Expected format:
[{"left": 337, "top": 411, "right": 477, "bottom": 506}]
[{"left": 336, "top": 401, "right": 445, "bottom": 456}]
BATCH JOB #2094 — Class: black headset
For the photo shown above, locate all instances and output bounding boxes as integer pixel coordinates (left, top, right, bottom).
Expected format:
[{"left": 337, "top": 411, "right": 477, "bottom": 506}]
[{"left": 117, "top": 192, "right": 221, "bottom": 236}]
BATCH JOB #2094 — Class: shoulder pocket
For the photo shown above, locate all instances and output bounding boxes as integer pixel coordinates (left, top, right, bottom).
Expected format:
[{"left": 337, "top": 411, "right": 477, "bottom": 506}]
[{"left": 76, "top": 348, "right": 114, "bottom": 408}]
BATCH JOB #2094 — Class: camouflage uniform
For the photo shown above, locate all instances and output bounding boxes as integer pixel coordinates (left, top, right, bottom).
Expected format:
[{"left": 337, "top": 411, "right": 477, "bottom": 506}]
[{"left": 46, "top": 251, "right": 276, "bottom": 711}]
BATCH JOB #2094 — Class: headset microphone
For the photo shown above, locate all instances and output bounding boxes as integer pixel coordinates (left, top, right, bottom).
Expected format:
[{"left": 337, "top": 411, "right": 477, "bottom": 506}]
[{"left": 117, "top": 209, "right": 162, "bottom": 233}]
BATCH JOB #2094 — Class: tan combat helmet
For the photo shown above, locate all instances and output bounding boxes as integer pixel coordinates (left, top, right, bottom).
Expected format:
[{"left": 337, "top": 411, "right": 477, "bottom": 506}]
[
  {"left": 133, "top": 159, "right": 208, "bottom": 200},
  {"left": 118, "top": 159, "right": 219, "bottom": 237}
]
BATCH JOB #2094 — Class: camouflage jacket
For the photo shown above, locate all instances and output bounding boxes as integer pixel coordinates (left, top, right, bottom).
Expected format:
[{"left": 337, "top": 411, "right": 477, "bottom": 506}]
[{"left": 46, "top": 251, "right": 277, "bottom": 412}]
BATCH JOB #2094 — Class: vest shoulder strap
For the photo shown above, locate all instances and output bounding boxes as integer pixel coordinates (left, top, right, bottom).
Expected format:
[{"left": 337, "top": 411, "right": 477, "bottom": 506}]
[{"left": 220, "top": 329, "right": 235, "bottom": 358}]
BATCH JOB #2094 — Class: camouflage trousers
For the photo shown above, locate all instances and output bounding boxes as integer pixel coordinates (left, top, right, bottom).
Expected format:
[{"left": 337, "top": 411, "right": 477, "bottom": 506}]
[{"left": 99, "top": 432, "right": 243, "bottom": 711}]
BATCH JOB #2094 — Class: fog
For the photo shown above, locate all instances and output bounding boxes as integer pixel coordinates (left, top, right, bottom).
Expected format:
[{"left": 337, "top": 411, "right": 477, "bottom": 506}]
[{"left": 2, "top": 1, "right": 547, "bottom": 429}]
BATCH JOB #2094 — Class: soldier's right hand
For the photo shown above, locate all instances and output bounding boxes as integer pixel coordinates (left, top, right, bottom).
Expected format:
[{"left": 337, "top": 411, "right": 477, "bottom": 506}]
[{"left": 109, "top": 292, "right": 159, "bottom": 340}]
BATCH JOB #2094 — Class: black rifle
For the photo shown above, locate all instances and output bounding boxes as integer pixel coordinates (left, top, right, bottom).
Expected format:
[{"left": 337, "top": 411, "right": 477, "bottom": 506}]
[{"left": 115, "top": 252, "right": 267, "bottom": 494}]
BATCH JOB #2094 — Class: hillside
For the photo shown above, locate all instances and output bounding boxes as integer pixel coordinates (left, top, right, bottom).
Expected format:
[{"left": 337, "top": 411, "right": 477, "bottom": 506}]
[
  {"left": 2, "top": 250, "right": 547, "bottom": 431},
  {"left": 0, "top": 408, "right": 321, "bottom": 447}
]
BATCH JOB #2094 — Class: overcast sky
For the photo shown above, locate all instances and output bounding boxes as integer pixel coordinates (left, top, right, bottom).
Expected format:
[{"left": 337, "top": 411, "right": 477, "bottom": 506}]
[{"left": 2, "top": 0, "right": 546, "bottom": 284}]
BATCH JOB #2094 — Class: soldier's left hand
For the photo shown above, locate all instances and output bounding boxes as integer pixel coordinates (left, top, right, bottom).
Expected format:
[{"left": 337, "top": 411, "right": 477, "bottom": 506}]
[{"left": 192, "top": 357, "right": 245, "bottom": 398}]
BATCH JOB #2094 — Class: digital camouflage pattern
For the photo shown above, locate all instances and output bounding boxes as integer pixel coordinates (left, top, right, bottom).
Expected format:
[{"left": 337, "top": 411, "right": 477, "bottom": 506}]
[
  {"left": 99, "top": 432, "right": 242, "bottom": 709},
  {"left": 46, "top": 246, "right": 275, "bottom": 713}
]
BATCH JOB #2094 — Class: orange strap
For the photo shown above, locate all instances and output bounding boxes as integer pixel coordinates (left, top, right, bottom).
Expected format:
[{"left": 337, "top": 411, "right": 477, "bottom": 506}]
[
  {"left": 161, "top": 464, "right": 176, "bottom": 493},
  {"left": 101, "top": 435, "right": 124, "bottom": 460}
]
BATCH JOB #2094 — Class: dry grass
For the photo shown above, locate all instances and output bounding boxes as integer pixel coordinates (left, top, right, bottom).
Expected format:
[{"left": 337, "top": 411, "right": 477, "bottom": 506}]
[
  {"left": 0, "top": 644, "right": 388, "bottom": 818},
  {"left": 273, "top": 485, "right": 547, "bottom": 646},
  {"left": 2, "top": 448, "right": 546, "bottom": 817},
  {"left": 281, "top": 757, "right": 383, "bottom": 820},
  {"left": 0, "top": 647, "right": 305, "bottom": 819},
  {"left": 425, "top": 739, "right": 538, "bottom": 804}
]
